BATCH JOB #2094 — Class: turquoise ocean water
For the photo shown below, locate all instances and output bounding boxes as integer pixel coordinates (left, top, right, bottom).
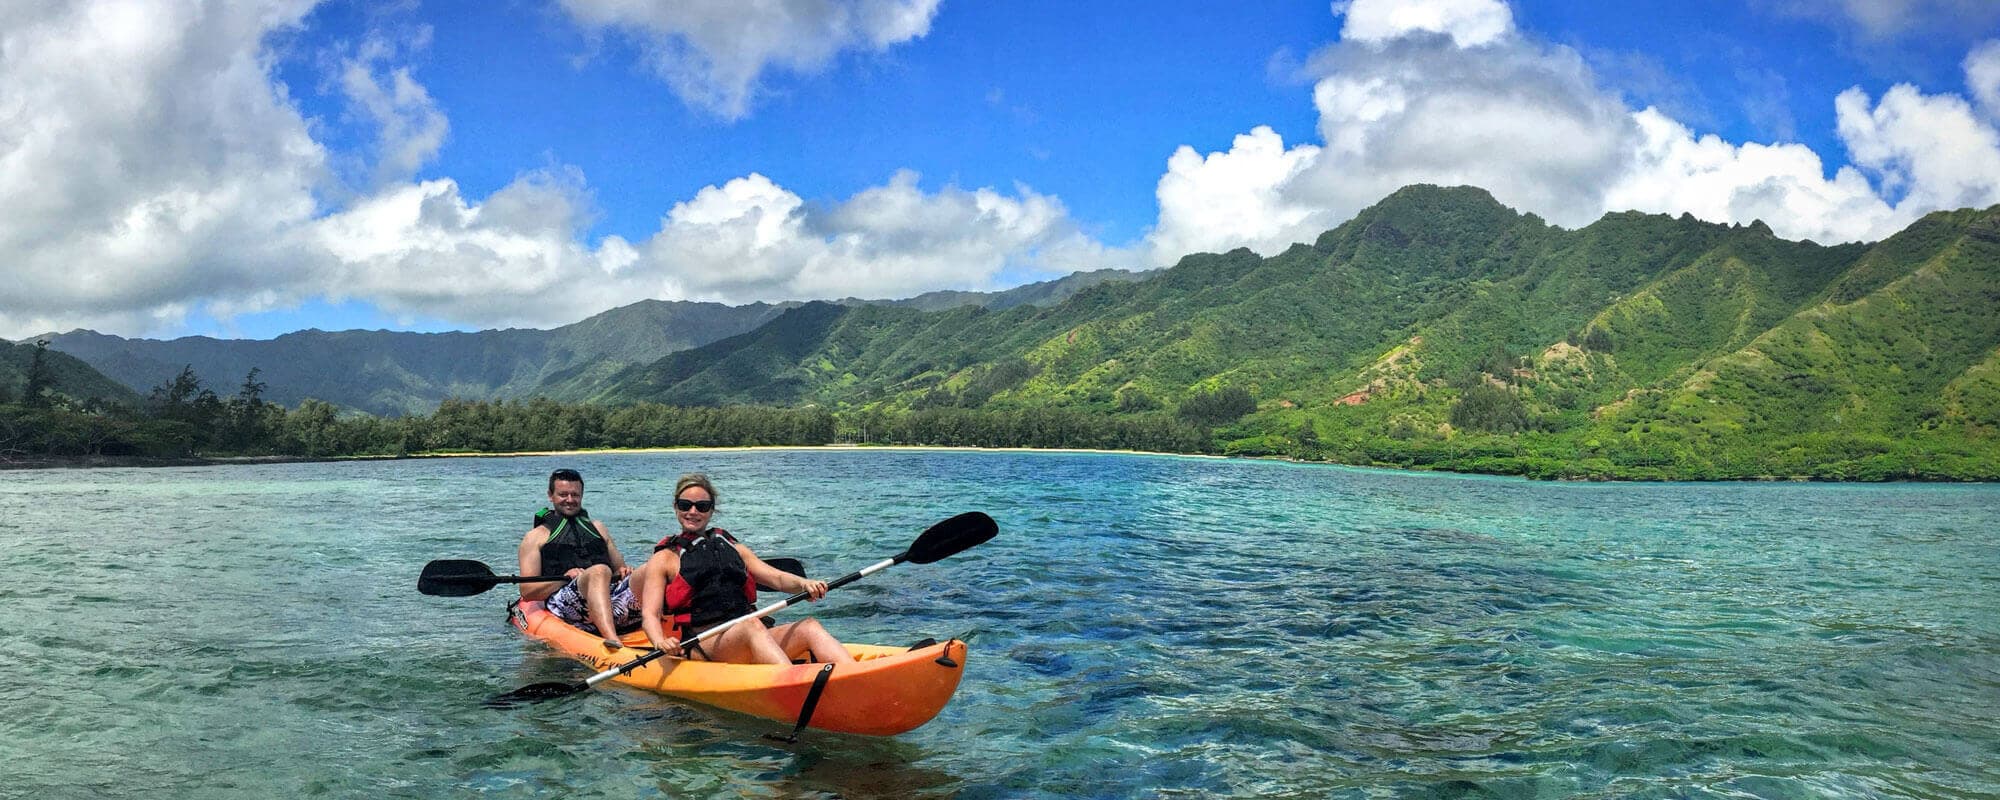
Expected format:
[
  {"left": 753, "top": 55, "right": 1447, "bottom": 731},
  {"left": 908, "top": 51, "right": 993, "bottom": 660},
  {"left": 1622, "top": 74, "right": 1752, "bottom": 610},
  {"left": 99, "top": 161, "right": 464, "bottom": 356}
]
[{"left": 2, "top": 450, "right": 1995, "bottom": 798}]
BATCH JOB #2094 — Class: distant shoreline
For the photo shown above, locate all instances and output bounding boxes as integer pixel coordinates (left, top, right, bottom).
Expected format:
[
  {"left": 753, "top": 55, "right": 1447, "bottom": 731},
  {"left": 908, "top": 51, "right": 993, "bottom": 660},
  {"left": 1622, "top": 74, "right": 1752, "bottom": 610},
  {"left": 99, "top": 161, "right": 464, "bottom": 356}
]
[
  {"left": 4, "top": 443, "right": 1984, "bottom": 484},
  {"left": 406, "top": 443, "right": 1231, "bottom": 460},
  {"left": 0, "top": 443, "right": 1227, "bottom": 472},
  {"left": 1, "top": 453, "right": 312, "bottom": 470}
]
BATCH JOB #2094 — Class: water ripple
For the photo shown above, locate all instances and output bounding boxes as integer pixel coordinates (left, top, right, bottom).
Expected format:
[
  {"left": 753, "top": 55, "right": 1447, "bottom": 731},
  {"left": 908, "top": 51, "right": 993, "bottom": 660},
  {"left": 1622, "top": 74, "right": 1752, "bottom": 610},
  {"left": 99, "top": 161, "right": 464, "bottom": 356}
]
[{"left": 4, "top": 453, "right": 1997, "bottom": 797}]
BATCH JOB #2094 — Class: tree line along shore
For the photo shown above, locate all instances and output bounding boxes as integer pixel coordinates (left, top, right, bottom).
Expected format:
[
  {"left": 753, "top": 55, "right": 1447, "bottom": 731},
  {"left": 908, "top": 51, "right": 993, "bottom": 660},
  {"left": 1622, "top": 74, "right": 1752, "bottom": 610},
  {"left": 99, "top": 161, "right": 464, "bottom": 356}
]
[{"left": 5, "top": 359, "right": 1992, "bottom": 481}]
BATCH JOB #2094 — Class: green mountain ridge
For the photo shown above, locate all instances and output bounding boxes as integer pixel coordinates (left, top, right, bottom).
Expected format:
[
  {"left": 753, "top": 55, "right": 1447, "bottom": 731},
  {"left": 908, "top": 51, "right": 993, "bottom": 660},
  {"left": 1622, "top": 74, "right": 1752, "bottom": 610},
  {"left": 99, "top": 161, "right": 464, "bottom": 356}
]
[
  {"left": 35, "top": 300, "right": 796, "bottom": 415},
  {"left": 589, "top": 185, "right": 2000, "bottom": 478},
  {"left": 606, "top": 186, "right": 1716, "bottom": 408},
  {"left": 1, "top": 339, "right": 141, "bottom": 407},
  {"left": 35, "top": 269, "right": 1146, "bottom": 416},
  {"left": 833, "top": 268, "right": 1155, "bottom": 312},
  {"left": 1624, "top": 207, "right": 2000, "bottom": 444}
]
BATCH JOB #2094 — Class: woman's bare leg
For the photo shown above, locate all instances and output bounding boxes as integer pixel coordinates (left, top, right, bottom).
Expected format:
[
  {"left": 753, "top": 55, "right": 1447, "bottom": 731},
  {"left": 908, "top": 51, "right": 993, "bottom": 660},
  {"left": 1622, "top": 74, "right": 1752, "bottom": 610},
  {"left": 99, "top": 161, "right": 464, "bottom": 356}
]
[
  {"left": 691, "top": 620, "right": 792, "bottom": 664},
  {"left": 770, "top": 619, "right": 855, "bottom": 664}
]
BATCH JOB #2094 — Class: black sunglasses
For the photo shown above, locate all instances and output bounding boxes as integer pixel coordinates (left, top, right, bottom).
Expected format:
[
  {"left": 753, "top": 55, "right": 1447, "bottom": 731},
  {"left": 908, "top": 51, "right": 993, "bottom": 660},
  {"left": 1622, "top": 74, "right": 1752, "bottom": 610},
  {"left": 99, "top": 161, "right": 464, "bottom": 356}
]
[
  {"left": 674, "top": 498, "right": 714, "bottom": 512},
  {"left": 547, "top": 468, "right": 584, "bottom": 491}
]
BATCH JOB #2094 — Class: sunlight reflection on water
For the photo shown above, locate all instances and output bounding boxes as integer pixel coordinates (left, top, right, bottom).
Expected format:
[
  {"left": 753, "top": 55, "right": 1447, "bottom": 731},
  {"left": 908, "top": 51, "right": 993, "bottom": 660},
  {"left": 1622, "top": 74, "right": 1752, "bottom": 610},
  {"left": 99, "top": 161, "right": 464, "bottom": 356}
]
[{"left": 5, "top": 452, "right": 1997, "bottom": 798}]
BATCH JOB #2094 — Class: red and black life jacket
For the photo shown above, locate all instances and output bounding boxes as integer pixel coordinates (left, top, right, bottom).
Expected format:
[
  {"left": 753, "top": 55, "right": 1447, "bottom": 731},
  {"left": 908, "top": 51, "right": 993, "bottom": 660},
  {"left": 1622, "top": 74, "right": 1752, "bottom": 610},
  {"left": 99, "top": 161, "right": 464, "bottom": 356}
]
[
  {"left": 534, "top": 507, "right": 609, "bottom": 576},
  {"left": 654, "top": 528, "right": 758, "bottom": 637}
]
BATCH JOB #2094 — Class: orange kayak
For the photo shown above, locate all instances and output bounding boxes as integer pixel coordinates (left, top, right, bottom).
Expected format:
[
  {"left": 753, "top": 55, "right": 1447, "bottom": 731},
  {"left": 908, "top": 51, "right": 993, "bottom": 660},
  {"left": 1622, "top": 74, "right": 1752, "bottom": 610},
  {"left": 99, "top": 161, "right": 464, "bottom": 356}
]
[{"left": 508, "top": 600, "right": 968, "bottom": 736}]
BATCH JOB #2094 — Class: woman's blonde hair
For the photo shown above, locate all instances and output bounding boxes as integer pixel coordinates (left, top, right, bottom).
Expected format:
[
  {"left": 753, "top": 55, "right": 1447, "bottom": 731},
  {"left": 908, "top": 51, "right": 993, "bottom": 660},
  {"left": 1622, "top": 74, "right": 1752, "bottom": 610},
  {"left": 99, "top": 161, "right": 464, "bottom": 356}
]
[{"left": 674, "top": 472, "right": 718, "bottom": 505}]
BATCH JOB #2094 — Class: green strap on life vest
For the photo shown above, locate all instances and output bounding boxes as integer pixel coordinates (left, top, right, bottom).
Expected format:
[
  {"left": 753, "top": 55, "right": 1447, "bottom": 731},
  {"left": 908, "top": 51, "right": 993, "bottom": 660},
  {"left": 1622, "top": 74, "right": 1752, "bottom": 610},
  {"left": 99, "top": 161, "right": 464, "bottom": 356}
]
[{"left": 537, "top": 507, "right": 598, "bottom": 542}]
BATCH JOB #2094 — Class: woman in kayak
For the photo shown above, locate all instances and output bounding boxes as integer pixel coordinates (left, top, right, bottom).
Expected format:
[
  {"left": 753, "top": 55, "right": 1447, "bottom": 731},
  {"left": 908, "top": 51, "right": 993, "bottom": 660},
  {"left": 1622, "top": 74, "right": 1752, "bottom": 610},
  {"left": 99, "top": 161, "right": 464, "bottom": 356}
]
[{"left": 633, "top": 473, "right": 855, "bottom": 665}]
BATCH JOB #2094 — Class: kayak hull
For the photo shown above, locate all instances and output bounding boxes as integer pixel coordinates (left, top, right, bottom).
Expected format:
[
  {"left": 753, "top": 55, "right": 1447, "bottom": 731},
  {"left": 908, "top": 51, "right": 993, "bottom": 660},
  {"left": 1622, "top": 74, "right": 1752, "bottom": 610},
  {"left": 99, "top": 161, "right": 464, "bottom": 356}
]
[{"left": 509, "top": 600, "right": 966, "bottom": 736}]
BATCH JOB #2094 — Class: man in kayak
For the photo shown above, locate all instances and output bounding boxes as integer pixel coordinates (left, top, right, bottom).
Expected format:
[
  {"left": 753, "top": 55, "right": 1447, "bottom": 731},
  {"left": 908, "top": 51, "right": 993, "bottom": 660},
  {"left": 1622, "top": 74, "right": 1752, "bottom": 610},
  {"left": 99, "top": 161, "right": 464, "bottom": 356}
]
[
  {"left": 518, "top": 468, "right": 637, "bottom": 651},
  {"left": 633, "top": 473, "right": 855, "bottom": 665}
]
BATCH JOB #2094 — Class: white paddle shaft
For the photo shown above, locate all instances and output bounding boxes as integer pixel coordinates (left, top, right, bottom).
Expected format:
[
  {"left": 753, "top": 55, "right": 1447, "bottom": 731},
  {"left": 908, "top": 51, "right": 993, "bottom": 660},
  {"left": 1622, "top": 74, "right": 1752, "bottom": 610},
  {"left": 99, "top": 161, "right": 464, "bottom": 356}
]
[{"left": 582, "top": 555, "right": 899, "bottom": 688}]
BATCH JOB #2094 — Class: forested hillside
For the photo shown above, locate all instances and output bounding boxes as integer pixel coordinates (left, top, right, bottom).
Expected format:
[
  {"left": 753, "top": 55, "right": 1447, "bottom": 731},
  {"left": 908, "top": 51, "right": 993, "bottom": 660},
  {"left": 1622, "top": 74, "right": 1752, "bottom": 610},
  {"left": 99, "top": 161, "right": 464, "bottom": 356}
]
[
  {"left": 39, "top": 269, "right": 1148, "bottom": 416},
  {"left": 595, "top": 185, "right": 2000, "bottom": 479},
  {"left": 2, "top": 339, "right": 141, "bottom": 407},
  {"left": 40, "top": 300, "right": 794, "bottom": 415}
]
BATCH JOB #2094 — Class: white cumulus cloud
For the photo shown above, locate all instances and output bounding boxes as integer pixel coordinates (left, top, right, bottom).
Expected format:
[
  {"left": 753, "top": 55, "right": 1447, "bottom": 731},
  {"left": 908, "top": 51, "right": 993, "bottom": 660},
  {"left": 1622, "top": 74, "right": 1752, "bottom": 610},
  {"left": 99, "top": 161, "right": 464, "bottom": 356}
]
[
  {"left": 1333, "top": 0, "right": 1514, "bottom": 48},
  {"left": 639, "top": 170, "right": 1111, "bottom": 303},
  {"left": 1837, "top": 82, "right": 2000, "bottom": 217},
  {"left": 1147, "top": 0, "right": 2000, "bottom": 259},
  {"left": 306, "top": 169, "right": 625, "bottom": 327},
  {"left": 1297, "top": 33, "right": 1639, "bottom": 228},
  {"left": 1149, "top": 0, "right": 1638, "bottom": 258},
  {"left": 556, "top": 0, "right": 942, "bottom": 120},
  {"left": 1963, "top": 39, "right": 2000, "bottom": 120},
  {"left": 0, "top": 0, "right": 1098, "bottom": 339},
  {"left": 300, "top": 166, "right": 1115, "bottom": 330},
  {"left": 1604, "top": 109, "right": 1894, "bottom": 244},
  {"left": 0, "top": 0, "right": 327, "bottom": 338},
  {"left": 1147, "top": 127, "right": 1330, "bottom": 264},
  {"left": 337, "top": 30, "right": 449, "bottom": 187}
]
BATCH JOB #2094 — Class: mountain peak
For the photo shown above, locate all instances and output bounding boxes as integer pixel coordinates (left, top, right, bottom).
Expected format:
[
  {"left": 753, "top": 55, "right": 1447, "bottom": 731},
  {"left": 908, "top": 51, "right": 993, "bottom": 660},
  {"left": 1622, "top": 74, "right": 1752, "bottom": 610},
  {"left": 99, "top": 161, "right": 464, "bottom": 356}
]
[
  {"left": 1315, "top": 183, "right": 1530, "bottom": 256},
  {"left": 1376, "top": 183, "right": 1505, "bottom": 209}
]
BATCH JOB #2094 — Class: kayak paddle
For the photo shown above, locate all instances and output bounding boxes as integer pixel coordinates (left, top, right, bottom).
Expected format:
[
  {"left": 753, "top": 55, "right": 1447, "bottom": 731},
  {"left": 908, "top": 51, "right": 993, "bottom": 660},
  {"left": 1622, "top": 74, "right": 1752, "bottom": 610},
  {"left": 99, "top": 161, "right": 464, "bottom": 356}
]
[
  {"left": 418, "top": 557, "right": 808, "bottom": 597},
  {"left": 418, "top": 559, "right": 564, "bottom": 597},
  {"left": 485, "top": 510, "right": 997, "bottom": 707}
]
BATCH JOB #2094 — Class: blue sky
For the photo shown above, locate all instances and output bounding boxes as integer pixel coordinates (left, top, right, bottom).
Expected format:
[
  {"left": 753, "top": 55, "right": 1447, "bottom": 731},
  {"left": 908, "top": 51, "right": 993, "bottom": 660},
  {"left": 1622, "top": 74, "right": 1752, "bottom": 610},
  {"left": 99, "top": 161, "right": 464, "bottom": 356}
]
[{"left": 4, "top": 0, "right": 1999, "bottom": 341}]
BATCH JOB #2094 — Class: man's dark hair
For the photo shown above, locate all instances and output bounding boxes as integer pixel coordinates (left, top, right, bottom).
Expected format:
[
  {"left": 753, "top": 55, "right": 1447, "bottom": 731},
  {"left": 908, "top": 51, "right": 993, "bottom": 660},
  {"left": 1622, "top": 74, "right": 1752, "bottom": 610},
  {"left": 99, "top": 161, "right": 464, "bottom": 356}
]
[{"left": 548, "top": 468, "right": 584, "bottom": 492}]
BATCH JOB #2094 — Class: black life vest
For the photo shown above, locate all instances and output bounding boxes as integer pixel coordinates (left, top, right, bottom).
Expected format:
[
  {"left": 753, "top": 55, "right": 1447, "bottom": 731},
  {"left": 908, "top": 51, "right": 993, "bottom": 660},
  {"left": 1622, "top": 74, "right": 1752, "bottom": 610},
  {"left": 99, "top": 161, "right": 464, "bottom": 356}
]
[
  {"left": 535, "top": 507, "right": 610, "bottom": 576},
  {"left": 654, "top": 528, "right": 759, "bottom": 636}
]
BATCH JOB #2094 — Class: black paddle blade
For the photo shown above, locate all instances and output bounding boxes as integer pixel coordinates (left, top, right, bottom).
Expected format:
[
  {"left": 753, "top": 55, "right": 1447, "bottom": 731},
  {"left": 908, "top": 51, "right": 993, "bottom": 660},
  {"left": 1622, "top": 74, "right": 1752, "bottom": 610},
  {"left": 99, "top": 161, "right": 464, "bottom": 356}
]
[
  {"left": 483, "top": 680, "right": 586, "bottom": 708},
  {"left": 418, "top": 559, "right": 500, "bottom": 597},
  {"left": 906, "top": 512, "right": 997, "bottom": 564},
  {"left": 757, "top": 557, "right": 807, "bottom": 593}
]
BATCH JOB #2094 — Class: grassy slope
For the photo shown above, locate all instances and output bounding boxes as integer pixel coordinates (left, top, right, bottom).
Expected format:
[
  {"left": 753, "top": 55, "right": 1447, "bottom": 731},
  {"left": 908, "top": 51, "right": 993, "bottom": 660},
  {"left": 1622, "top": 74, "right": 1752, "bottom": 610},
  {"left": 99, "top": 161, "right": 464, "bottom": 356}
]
[
  {"left": 1, "top": 340, "right": 143, "bottom": 406},
  {"left": 595, "top": 187, "right": 2000, "bottom": 478}
]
